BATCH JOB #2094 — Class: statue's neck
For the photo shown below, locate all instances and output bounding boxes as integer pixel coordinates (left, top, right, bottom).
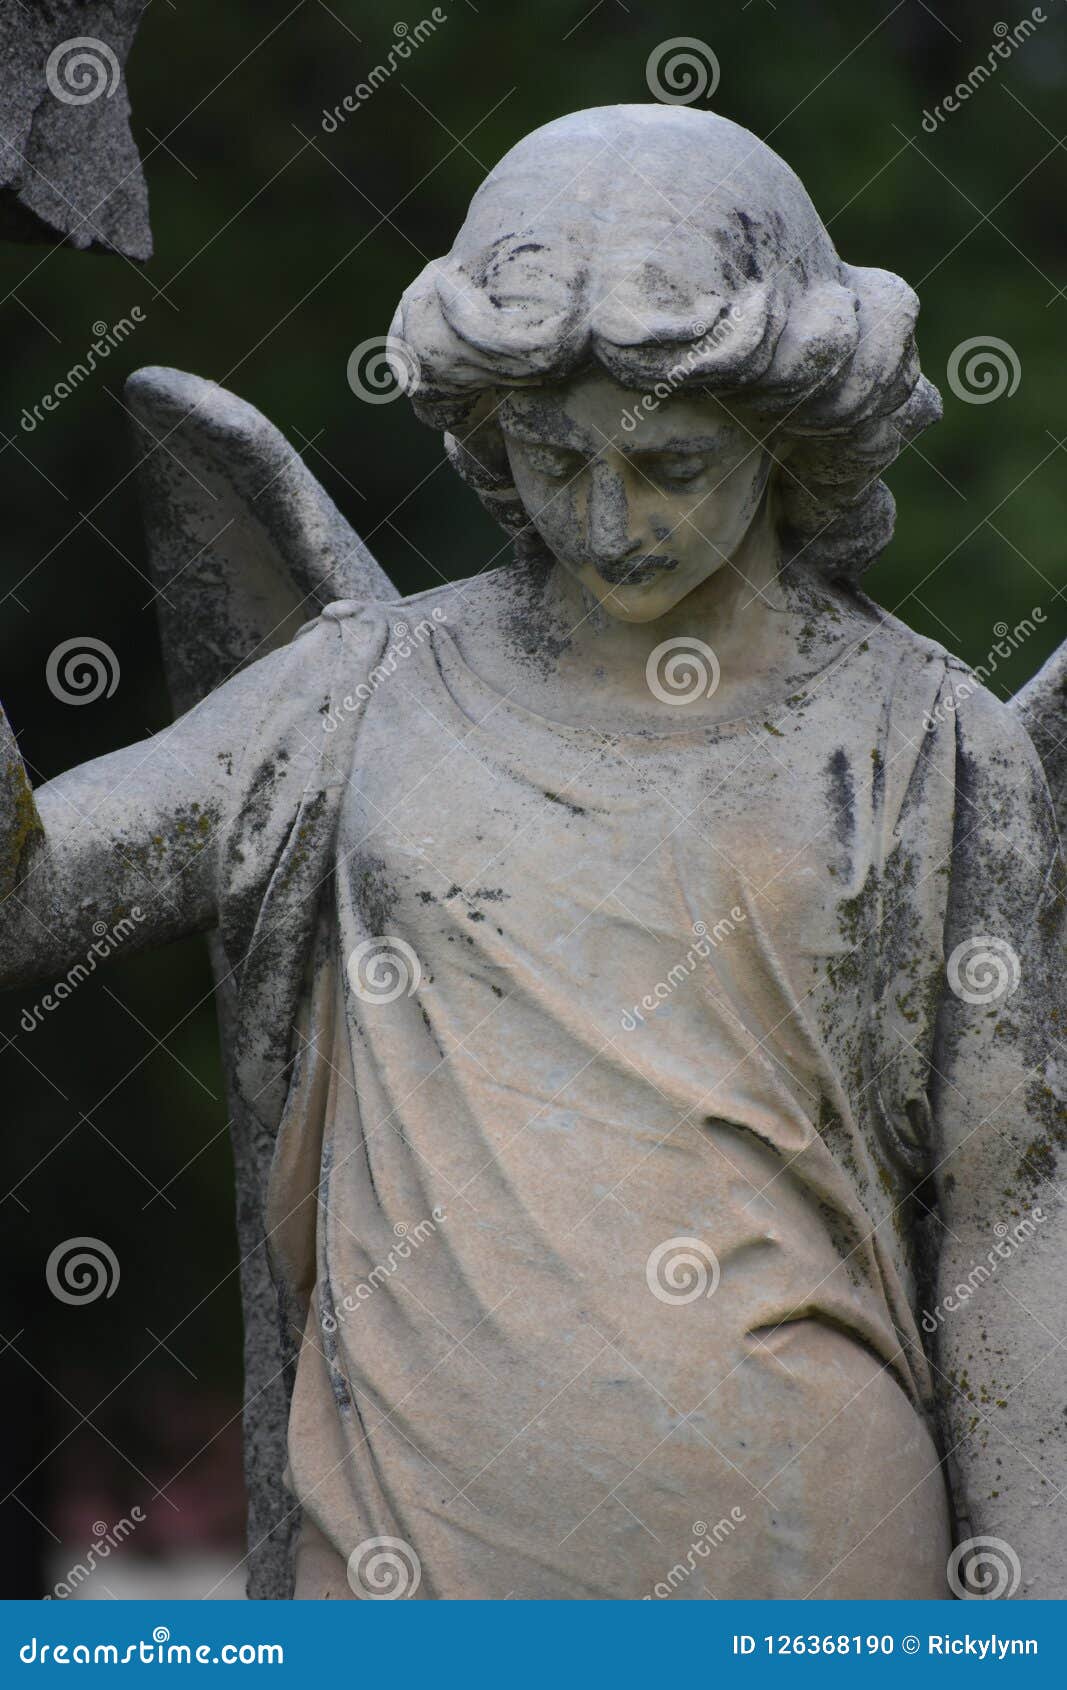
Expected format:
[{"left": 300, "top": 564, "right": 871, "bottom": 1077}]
[
  {"left": 458, "top": 494, "right": 859, "bottom": 731},
  {"left": 536, "top": 493, "right": 801, "bottom": 699}
]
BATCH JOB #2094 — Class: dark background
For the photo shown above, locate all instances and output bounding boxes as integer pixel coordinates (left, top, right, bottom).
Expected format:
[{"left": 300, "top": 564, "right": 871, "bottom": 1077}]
[{"left": 1, "top": 0, "right": 1065, "bottom": 1596}]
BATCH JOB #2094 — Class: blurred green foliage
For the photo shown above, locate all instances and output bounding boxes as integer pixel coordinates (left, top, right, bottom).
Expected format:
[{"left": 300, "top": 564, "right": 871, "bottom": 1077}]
[{"left": 1, "top": 0, "right": 1064, "bottom": 1578}]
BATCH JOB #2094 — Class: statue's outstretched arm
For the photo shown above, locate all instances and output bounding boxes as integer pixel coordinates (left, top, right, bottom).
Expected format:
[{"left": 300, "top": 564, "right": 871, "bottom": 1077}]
[
  {"left": 0, "top": 647, "right": 289, "bottom": 994},
  {"left": 930, "top": 681, "right": 1067, "bottom": 1595}
]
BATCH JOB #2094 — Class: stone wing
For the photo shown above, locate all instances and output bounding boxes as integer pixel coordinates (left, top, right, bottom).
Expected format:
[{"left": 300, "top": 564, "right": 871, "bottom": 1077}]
[
  {"left": 125, "top": 364, "right": 398, "bottom": 715},
  {"left": 1012, "top": 641, "right": 1067, "bottom": 841}
]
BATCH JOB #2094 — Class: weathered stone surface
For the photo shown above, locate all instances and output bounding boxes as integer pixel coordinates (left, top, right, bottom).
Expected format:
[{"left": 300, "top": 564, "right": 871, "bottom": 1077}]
[
  {"left": 2, "top": 107, "right": 1067, "bottom": 1602},
  {"left": 0, "top": 0, "right": 151, "bottom": 259}
]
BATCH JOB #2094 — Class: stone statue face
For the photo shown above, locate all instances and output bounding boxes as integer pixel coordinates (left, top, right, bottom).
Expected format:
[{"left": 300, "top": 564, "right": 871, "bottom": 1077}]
[
  {"left": 499, "top": 368, "right": 775, "bottom": 623},
  {"left": 398, "top": 110, "right": 941, "bottom": 587}
]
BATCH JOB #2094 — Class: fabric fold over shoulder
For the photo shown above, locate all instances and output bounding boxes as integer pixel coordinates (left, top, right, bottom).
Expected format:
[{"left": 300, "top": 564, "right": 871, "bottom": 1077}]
[{"left": 218, "top": 608, "right": 391, "bottom": 1137}]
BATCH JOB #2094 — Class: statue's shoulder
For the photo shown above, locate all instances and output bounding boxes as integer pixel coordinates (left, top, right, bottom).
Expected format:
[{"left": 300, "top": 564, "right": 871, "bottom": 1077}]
[
  {"left": 294, "top": 597, "right": 395, "bottom": 638},
  {"left": 869, "top": 602, "right": 1046, "bottom": 766},
  {"left": 845, "top": 596, "right": 1048, "bottom": 767},
  {"left": 312, "top": 570, "right": 504, "bottom": 652},
  {"left": 853, "top": 594, "right": 968, "bottom": 678},
  {"left": 375, "top": 570, "right": 498, "bottom": 629},
  {"left": 201, "top": 600, "right": 399, "bottom": 755}
]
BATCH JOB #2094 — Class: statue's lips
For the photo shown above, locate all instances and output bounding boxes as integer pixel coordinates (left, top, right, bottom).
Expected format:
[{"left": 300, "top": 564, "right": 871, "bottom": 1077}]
[{"left": 593, "top": 555, "right": 681, "bottom": 587}]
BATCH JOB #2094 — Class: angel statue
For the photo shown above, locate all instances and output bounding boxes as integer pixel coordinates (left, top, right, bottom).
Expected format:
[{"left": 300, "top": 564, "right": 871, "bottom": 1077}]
[{"left": 3, "top": 104, "right": 1066, "bottom": 1602}]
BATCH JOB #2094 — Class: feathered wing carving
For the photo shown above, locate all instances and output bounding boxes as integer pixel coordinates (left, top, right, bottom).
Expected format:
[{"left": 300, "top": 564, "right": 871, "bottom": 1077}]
[
  {"left": 125, "top": 366, "right": 398, "bottom": 1599},
  {"left": 125, "top": 365, "right": 398, "bottom": 712},
  {"left": 1012, "top": 640, "right": 1067, "bottom": 842}
]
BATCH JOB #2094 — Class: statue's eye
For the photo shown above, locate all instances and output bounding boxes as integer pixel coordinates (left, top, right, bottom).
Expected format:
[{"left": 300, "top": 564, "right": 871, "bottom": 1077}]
[
  {"left": 642, "top": 452, "right": 709, "bottom": 487},
  {"left": 525, "top": 443, "right": 581, "bottom": 480}
]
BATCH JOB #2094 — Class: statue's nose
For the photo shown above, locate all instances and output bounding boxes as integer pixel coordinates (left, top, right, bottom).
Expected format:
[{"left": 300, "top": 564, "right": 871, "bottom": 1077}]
[{"left": 585, "top": 465, "right": 641, "bottom": 565}]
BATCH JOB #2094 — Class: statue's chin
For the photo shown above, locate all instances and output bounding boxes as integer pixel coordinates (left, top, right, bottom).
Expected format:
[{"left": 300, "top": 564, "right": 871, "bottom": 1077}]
[
  {"left": 586, "top": 565, "right": 723, "bottom": 626},
  {"left": 598, "top": 592, "right": 683, "bottom": 625}
]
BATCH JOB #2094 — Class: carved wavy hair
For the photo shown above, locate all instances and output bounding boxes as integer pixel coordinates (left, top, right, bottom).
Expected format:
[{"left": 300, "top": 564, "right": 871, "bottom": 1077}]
[{"left": 390, "top": 105, "right": 942, "bottom": 582}]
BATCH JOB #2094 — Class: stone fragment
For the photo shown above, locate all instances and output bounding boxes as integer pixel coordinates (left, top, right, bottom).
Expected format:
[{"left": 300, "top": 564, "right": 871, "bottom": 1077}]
[{"left": 0, "top": 0, "right": 151, "bottom": 259}]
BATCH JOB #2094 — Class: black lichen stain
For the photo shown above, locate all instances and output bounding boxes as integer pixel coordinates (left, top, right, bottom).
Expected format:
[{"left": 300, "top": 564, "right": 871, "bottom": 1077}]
[
  {"left": 731, "top": 208, "right": 763, "bottom": 282},
  {"left": 499, "top": 555, "right": 574, "bottom": 676},
  {"left": 541, "top": 788, "right": 586, "bottom": 816},
  {"left": 354, "top": 853, "right": 400, "bottom": 933},
  {"left": 826, "top": 749, "right": 855, "bottom": 857},
  {"left": 869, "top": 745, "right": 885, "bottom": 812}
]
